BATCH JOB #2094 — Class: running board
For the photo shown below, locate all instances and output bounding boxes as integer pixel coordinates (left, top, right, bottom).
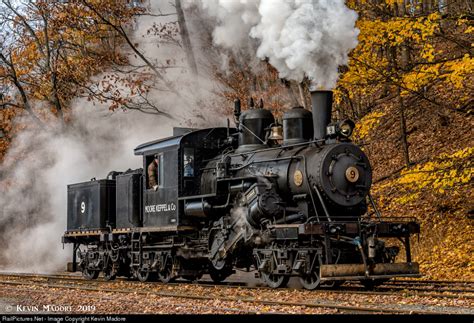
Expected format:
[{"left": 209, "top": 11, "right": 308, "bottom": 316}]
[{"left": 320, "top": 262, "right": 420, "bottom": 281}]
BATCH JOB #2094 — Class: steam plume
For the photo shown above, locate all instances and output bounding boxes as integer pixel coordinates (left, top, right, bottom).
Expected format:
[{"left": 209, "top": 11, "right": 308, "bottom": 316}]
[{"left": 198, "top": 0, "right": 359, "bottom": 88}]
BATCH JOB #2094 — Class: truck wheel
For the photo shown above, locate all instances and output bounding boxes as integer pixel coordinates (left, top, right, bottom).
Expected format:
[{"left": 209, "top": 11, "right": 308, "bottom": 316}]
[
  {"left": 262, "top": 273, "right": 289, "bottom": 288},
  {"left": 299, "top": 272, "right": 321, "bottom": 290}
]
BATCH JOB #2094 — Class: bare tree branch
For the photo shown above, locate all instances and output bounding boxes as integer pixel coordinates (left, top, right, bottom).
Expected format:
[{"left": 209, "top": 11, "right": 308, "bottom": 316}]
[
  {"left": 81, "top": 0, "right": 181, "bottom": 96},
  {"left": 175, "top": 0, "right": 198, "bottom": 76}
]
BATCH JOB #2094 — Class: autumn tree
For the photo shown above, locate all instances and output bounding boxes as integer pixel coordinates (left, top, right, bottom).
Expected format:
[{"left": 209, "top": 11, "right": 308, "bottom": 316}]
[
  {"left": 0, "top": 0, "right": 195, "bottom": 145},
  {"left": 339, "top": 0, "right": 472, "bottom": 167},
  {"left": 0, "top": 0, "right": 134, "bottom": 126},
  {"left": 339, "top": 0, "right": 473, "bottom": 280}
]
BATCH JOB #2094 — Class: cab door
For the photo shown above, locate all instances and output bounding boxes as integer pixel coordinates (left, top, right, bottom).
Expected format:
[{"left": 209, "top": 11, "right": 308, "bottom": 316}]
[{"left": 142, "top": 150, "right": 178, "bottom": 227}]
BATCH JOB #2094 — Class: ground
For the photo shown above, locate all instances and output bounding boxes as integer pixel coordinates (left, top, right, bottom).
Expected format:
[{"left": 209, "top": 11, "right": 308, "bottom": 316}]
[{"left": 0, "top": 272, "right": 472, "bottom": 315}]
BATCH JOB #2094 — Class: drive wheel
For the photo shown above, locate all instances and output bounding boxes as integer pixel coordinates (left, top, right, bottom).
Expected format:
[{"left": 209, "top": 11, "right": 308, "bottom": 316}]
[
  {"left": 209, "top": 231, "right": 228, "bottom": 271},
  {"left": 83, "top": 269, "right": 99, "bottom": 280},
  {"left": 262, "top": 273, "right": 290, "bottom": 288},
  {"left": 299, "top": 272, "right": 321, "bottom": 290}
]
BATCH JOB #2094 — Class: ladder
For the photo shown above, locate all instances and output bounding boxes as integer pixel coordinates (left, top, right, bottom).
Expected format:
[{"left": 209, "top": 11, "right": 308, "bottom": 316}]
[{"left": 130, "top": 232, "right": 142, "bottom": 268}]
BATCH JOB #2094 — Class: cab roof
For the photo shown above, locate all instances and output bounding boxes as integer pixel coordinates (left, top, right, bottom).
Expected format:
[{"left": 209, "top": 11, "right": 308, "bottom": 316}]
[
  {"left": 133, "top": 127, "right": 233, "bottom": 156},
  {"left": 134, "top": 135, "right": 181, "bottom": 155}
]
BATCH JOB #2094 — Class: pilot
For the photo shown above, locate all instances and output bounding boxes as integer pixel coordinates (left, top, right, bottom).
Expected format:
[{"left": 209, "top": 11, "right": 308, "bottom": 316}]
[
  {"left": 184, "top": 156, "right": 194, "bottom": 177},
  {"left": 148, "top": 154, "right": 159, "bottom": 191}
]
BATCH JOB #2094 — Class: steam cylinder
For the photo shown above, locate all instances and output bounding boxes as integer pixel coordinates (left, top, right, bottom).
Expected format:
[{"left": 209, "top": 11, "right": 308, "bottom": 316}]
[
  {"left": 236, "top": 108, "right": 275, "bottom": 152},
  {"left": 282, "top": 107, "right": 313, "bottom": 145}
]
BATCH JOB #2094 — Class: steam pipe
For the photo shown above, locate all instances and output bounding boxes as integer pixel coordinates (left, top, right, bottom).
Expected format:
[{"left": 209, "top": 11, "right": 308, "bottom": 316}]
[
  {"left": 275, "top": 213, "right": 304, "bottom": 224},
  {"left": 310, "top": 90, "right": 333, "bottom": 140}
]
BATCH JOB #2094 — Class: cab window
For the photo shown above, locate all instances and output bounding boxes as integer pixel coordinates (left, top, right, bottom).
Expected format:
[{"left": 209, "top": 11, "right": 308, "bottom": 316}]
[
  {"left": 183, "top": 148, "right": 194, "bottom": 177},
  {"left": 146, "top": 154, "right": 164, "bottom": 189}
]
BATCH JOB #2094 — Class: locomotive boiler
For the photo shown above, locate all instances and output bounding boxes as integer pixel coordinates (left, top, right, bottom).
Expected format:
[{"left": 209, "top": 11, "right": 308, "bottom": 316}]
[{"left": 62, "top": 89, "right": 420, "bottom": 289}]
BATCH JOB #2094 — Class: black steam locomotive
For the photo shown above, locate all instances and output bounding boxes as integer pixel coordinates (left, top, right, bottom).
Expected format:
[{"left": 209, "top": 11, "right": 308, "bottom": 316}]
[{"left": 62, "top": 90, "right": 420, "bottom": 289}]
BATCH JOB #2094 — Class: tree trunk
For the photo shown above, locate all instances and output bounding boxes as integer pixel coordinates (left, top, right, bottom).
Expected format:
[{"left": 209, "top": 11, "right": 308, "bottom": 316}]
[
  {"left": 398, "top": 87, "right": 410, "bottom": 167},
  {"left": 401, "top": 0, "right": 408, "bottom": 16},
  {"left": 298, "top": 83, "right": 308, "bottom": 109},
  {"left": 175, "top": 0, "right": 198, "bottom": 76}
]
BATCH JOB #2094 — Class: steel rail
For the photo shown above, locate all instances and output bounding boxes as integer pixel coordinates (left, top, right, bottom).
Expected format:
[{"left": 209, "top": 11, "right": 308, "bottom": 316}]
[
  {"left": 393, "top": 279, "right": 474, "bottom": 285},
  {"left": 370, "top": 284, "right": 474, "bottom": 294},
  {"left": 0, "top": 279, "right": 470, "bottom": 315},
  {"left": 3, "top": 272, "right": 474, "bottom": 288},
  {"left": 0, "top": 272, "right": 473, "bottom": 300}
]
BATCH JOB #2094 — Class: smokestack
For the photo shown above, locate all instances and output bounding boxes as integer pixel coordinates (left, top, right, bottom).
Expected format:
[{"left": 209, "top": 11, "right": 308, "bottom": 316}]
[{"left": 310, "top": 90, "right": 333, "bottom": 140}]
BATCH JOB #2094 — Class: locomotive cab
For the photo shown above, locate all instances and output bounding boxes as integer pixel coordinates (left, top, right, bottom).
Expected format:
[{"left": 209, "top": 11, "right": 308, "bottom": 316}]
[{"left": 133, "top": 127, "right": 237, "bottom": 228}]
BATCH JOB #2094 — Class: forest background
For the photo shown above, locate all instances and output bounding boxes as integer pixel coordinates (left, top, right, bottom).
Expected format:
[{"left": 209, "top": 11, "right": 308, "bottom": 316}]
[{"left": 0, "top": 0, "right": 472, "bottom": 280}]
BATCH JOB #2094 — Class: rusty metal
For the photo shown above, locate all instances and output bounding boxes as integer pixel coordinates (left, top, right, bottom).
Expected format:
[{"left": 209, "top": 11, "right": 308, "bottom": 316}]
[
  {"left": 298, "top": 220, "right": 420, "bottom": 236},
  {"left": 320, "top": 262, "right": 420, "bottom": 280},
  {"left": 299, "top": 223, "right": 359, "bottom": 235}
]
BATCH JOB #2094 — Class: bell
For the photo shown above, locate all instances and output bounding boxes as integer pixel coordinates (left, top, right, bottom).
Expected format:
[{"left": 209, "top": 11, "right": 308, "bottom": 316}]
[{"left": 268, "top": 125, "right": 283, "bottom": 140}]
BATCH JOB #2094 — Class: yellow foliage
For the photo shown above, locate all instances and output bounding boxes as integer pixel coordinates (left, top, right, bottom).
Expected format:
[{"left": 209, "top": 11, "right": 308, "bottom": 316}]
[
  {"left": 353, "top": 111, "right": 385, "bottom": 141},
  {"left": 392, "top": 147, "right": 473, "bottom": 205},
  {"left": 338, "top": 4, "right": 471, "bottom": 108},
  {"left": 443, "top": 54, "right": 474, "bottom": 89},
  {"left": 343, "top": 0, "right": 473, "bottom": 282}
]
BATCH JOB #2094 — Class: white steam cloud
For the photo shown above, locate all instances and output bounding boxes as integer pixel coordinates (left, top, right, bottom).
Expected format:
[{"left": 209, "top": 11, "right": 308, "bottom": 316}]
[
  {"left": 230, "top": 206, "right": 253, "bottom": 242},
  {"left": 0, "top": 107, "right": 173, "bottom": 272},
  {"left": 198, "top": 0, "right": 359, "bottom": 89}
]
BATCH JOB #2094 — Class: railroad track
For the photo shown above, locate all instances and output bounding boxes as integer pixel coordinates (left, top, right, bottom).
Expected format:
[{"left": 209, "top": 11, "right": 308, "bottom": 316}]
[
  {"left": 374, "top": 284, "right": 474, "bottom": 294},
  {"left": 0, "top": 284, "right": 259, "bottom": 314},
  {"left": 1, "top": 278, "right": 470, "bottom": 314},
  {"left": 390, "top": 279, "right": 474, "bottom": 286},
  {"left": 5, "top": 273, "right": 469, "bottom": 286},
  {"left": 1, "top": 272, "right": 473, "bottom": 300}
]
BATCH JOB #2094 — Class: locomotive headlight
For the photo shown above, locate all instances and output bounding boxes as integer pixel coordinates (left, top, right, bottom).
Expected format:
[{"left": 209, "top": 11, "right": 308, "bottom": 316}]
[
  {"left": 338, "top": 119, "right": 355, "bottom": 138},
  {"left": 340, "top": 124, "right": 352, "bottom": 136}
]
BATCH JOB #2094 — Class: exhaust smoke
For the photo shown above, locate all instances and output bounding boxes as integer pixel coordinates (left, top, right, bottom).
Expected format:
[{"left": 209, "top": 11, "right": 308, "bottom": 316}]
[{"left": 198, "top": 0, "right": 359, "bottom": 89}]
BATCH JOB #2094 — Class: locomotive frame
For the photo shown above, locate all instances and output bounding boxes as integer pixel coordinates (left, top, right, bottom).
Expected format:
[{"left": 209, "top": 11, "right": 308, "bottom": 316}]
[{"left": 63, "top": 90, "right": 421, "bottom": 289}]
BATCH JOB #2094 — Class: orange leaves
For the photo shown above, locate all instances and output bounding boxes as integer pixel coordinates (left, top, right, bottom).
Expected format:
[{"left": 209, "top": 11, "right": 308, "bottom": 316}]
[
  {"left": 353, "top": 111, "right": 386, "bottom": 141},
  {"left": 0, "top": 1, "right": 138, "bottom": 109},
  {"left": 213, "top": 58, "right": 303, "bottom": 119}
]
